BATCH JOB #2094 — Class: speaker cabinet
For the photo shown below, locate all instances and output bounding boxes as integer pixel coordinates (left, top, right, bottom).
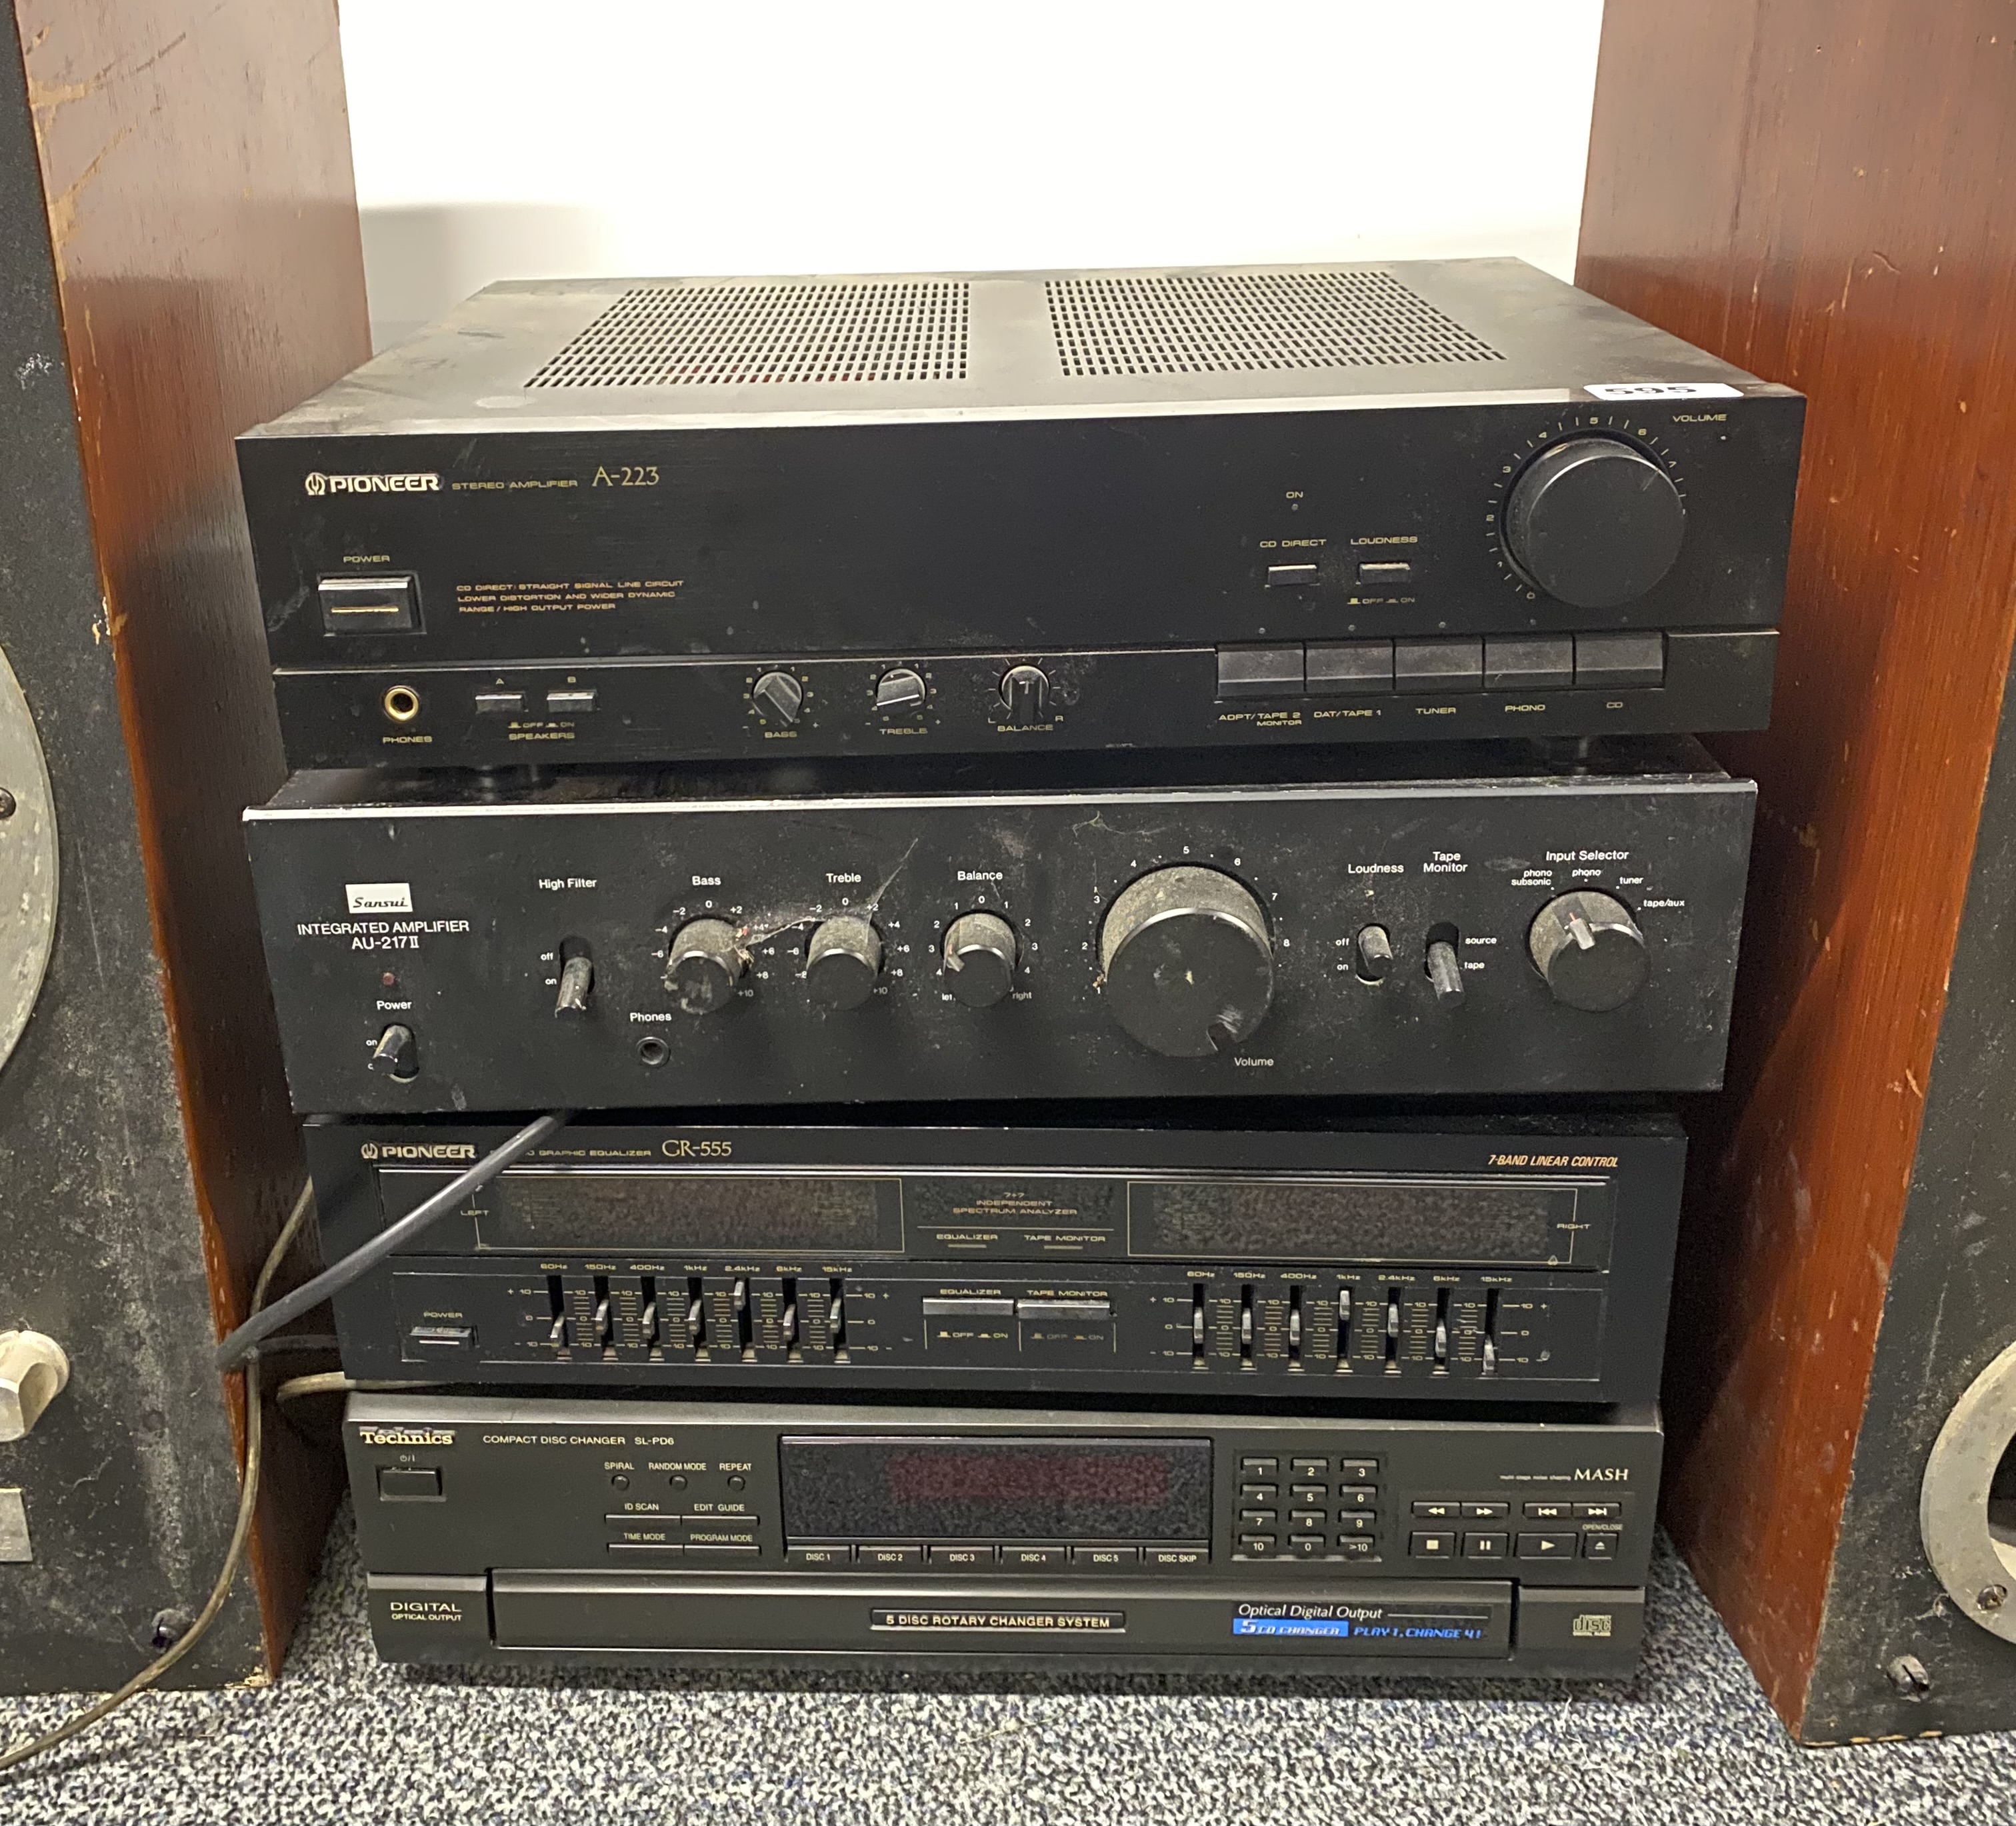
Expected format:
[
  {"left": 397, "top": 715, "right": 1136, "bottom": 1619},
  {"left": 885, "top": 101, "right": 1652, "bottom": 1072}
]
[
  {"left": 0, "top": 3, "right": 368, "bottom": 1688},
  {"left": 1580, "top": 0, "right": 2016, "bottom": 1743}
]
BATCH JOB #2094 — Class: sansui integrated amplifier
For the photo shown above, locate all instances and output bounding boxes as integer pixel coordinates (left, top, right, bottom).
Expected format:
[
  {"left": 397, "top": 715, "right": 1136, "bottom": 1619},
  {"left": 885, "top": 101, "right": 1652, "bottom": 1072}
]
[
  {"left": 245, "top": 741, "right": 1755, "bottom": 1112},
  {"left": 305, "top": 1112, "right": 1683, "bottom": 1404},
  {"left": 347, "top": 1395, "right": 1662, "bottom": 1677},
  {"left": 240, "top": 259, "right": 1802, "bottom": 769}
]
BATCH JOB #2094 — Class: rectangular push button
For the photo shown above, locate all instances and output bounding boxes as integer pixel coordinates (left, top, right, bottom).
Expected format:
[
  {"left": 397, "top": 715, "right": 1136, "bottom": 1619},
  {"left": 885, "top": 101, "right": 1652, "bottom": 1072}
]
[
  {"left": 1575, "top": 631, "right": 1665, "bottom": 689},
  {"left": 319, "top": 573, "right": 419, "bottom": 634},
  {"left": 1265, "top": 563, "right": 1319, "bottom": 587},
  {"left": 544, "top": 687, "right": 599, "bottom": 713},
  {"left": 857, "top": 1544, "right": 923, "bottom": 1569},
  {"left": 1517, "top": 1531, "right": 1579, "bottom": 1561},
  {"left": 1483, "top": 636, "right": 1573, "bottom": 689},
  {"left": 1216, "top": 645, "right": 1303, "bottom": 699},
  {"left": 375, "top": 1466, "right": 441, "bottom": 1501},
  {"left": 1394, "top": 638, "right": 1483, "bottom": 692},
  {"left": 1306, "top": 639, "right": 1393, "bottom": 695},
  {"left": 786, "top": 1545, "right": 853, "bottom": 1569},
  {"left": 1355, "top": 560, "right": 1413, "bottom": 586},
  {"left": 474, "top": 690, "right": 523, "bottom": 715},
  {"left": 1001, "top": 1545, "right": 1067, "bottom": 1570}
]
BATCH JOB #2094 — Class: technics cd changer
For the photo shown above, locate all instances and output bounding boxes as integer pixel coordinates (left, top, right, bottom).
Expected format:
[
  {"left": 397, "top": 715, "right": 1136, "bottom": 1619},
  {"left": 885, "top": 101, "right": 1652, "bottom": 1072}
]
[
  {"left": 241, "top": 259, "right": 1803, "bottom": 769},
  {"left": 307, "top": 1111, "right": 1684, "bottom": 1405},
  {"left": 348, "top": 1395, "right": 1663, "bottom": 1679}
]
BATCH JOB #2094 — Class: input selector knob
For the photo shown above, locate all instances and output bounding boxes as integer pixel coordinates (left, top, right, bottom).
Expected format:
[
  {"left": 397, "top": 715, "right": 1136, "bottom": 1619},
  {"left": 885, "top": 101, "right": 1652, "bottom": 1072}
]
[
  {"left": 751, "top": 670, "right": 804, "bottom": 725},
  {"left": 1528, "top": 890, "right": 1649, "bottom": 1011},
  {"left": 665, "top": 917, "right": 745, "bottom": 1015},
  {"left": 942, "top": 911, "right": 1019, "bottom": 1007},
  {"left": 805, "top": 914, "right": 883, "bottom": 1009},
  {"left": 1503, "top": 436, "right": 1686, "bottom": 609},
  {"left": 1099, "top": 865, "right": 1273, "bottom": 1058}
]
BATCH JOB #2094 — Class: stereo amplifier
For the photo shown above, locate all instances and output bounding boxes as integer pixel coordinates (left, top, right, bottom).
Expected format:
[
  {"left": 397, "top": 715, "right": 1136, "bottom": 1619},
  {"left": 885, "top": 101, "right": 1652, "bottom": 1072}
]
[
  {"left": 307, "top": 1111, "right": 1682, "bottom": 1405},
  {"left": 245, "top": 741, "right": 1755, "bottom": 1111},
  {"left": 240, "top": 259, "right": 1802, "bottom": 770},
  {"left": 348, "top": 1394, "right": 1661, "bottom": 1677}
]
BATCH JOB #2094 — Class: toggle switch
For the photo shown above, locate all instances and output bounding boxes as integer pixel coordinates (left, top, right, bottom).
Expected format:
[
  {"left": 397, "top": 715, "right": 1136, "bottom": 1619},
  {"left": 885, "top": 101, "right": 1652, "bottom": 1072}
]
[
  {"left": 1355, "top": 925, "right": 1393, "bottom": 983},
  {"left": 553, "top": 940, "right": 593, "bottom": 1017},
  {"left": 1426, "top": 936, "right": 1464, "bottom": 1004}
]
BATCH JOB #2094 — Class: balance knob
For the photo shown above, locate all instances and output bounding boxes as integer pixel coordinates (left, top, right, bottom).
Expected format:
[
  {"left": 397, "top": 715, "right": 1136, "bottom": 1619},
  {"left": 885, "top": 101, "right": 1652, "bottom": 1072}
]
[
  {"left": 1529, "top": 890, "right": 1650, "bottom": 1011},
  {"left": 1098, "top": 865, "right": 1273, "bottom": 1058},
  {"left": 1503, "top": 437, "right": 1686, "bottom": 609},
  {"left": 805, "top": 914, "right": 883, "bottom": 1009},
  {"left": 1000, "top": 664, "right": 1050, "bottom": 725},
  {"left": 942, "top": 911, "right": 1019, "bottom": 1007},
  {"left": 751, "top": 670, "right": 804, "bottom": 725},
  {"left": 665, "top": 917, "right": 745, "bottom": 1015}
]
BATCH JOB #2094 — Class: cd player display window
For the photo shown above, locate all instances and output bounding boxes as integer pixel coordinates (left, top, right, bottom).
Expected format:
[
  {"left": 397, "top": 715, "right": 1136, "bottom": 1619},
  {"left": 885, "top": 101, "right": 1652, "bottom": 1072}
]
[
  {"left": 781, "top": 1437, "right": 1211, "bottom": 1543},
  {"left": 1127, "top": 1177, "right": 1600, "bottom": 1267},
  {"left": 469, "top": 1171, "right": 905, "bottom": 1255}
]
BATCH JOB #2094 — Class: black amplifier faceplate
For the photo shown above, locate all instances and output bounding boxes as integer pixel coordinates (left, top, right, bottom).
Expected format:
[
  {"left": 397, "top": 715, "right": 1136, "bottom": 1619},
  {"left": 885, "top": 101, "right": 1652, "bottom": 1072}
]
[
  {"left": 240, "top": 260, "right": 1802, "bottom": 769},
  {"left": 246, "top": 741, "right": 1755, "bottom": 1112},
  {"left": 347, "top": 1395, "right": 1661, "bottom": 1677},
  {"left": 307, "top": 1114, "right": 1683, "bottom": 1406}
]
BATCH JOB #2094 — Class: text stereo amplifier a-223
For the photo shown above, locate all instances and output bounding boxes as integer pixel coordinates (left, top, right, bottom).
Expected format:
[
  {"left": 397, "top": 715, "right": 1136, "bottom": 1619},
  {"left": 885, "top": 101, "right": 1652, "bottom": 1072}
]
[
  {"left": 239, "top": 259, "right": 1803, "bottom": 770},
  {"left": 306, "top": 1111, "right": 1683, "bottom": 1405},
  {"left": 245, "top": 739, "right": 1755, "bottom": 1112},
  {"left": 348, "top": 1395, "right": 1663, "bottom": 1678}
]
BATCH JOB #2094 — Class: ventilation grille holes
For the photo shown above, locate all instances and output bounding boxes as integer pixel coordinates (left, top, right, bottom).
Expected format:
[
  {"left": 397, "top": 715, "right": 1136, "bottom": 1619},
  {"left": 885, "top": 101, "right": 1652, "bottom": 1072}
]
[
  {"left": 526, "top": 281, "right": 971, "bottom": 388},
  {"left": 1046, "top": 270, "right": 1503, "bottom": 377}
]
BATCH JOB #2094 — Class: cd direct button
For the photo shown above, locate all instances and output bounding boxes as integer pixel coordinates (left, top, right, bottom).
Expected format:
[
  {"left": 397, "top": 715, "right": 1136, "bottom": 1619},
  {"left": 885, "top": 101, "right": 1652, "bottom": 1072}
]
[
  {"left": 1265, "top": 563, "right": 1319, "bottom": 587},
  {"left": 1215, "top": 645, "right": 1304, "bottom": 699}
]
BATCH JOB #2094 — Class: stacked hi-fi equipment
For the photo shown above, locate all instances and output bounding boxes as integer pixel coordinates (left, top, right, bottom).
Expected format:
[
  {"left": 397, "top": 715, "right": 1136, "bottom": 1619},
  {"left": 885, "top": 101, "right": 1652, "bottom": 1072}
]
[{"left": 228, "top": 259, "right": 1799, "bottom": 1678}]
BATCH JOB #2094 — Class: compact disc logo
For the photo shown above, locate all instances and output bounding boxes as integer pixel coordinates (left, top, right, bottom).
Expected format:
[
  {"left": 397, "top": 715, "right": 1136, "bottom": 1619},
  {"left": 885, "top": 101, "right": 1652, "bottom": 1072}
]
[{"left": 305, "top": 470, "right": 441, "bottom": 496}]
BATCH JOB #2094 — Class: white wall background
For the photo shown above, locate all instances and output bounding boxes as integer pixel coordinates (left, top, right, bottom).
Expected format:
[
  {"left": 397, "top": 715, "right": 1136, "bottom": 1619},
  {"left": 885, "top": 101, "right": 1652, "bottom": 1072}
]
[{"left": 339, "top": 1, "right": 1605, "bottom": 352}]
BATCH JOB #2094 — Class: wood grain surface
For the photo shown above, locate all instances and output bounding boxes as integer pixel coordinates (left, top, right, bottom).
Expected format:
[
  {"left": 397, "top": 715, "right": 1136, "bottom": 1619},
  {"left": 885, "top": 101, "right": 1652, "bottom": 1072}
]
[
  {"left": 13, "top": 0, "right": 369, "bottom": 1673},
  {"left": 1579, "top": 0, "right": 2016, "bottom": 1734}
]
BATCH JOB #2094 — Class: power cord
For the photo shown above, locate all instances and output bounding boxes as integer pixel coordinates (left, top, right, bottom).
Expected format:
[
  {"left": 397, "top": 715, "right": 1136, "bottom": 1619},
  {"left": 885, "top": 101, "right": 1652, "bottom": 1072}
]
[
  {"left": 213, "top": 1111, "right": 572, "bottom": 1372},
  {"left": 0, "top": 1179, "right": 316, "bottom": 1776}
]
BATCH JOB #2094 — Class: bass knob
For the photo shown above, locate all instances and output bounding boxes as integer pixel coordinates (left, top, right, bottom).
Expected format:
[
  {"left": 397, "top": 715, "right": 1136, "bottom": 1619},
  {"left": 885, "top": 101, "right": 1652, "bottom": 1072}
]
[
  {"left": 1098, "top": 865, "right": 1273, "bottom": 1058},
  {"left": 665, "top": 918, "right": 745, "bottom": 1015}
]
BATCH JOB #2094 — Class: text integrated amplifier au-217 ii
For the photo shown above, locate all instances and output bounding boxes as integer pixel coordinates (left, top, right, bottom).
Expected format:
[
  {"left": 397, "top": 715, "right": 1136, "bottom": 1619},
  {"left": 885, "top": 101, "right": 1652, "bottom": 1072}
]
[
  {"left": 240, "top": 259, "right": 1802, "bottom": 770},
  {"left": 244, "top": 739, "right": 1755, "bottom": 1112},
  {"left": 305, "top": 1111, "right": 1683, "bottom": 1405},
  {"left": 347, "top": 1395, "right": 1663, "bottom": 1678}
]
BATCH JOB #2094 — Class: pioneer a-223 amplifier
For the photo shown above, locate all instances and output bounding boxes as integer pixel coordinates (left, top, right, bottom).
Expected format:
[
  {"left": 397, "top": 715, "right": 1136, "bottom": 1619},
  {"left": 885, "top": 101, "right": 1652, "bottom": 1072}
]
[
  {"left": 347, "top": 1395, "right": 1661, "bottom": 1677},
  {"left": 306, "top": 1111, "right": 1682, "bottom": 1405},
  {"left": 245, "top": 740, "right": 1755, "bottom": 1112},
  {"left": 240, "top": 259, "right": 1801, "bottom": 770}
]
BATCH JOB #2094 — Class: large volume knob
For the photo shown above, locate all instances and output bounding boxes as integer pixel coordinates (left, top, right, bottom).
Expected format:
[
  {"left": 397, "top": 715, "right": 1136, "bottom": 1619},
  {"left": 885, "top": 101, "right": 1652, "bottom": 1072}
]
[
  {"left": 805, "top": 914, "right": 883, "bottom": 1009},
  {"left": 942, "top": 911, "right": 1019, "bottom": 1007},
  {"left": 1503, "top": 437, "right": 1686, "bottom": 609},
  {"left": 1098, "top": 865, "right": 1273, "bottom": 1058},
  {"left": 1528, "top": 890, "right": 1649, "bottom": 1011},
  {"left": 665, "top": 918, "right": 745, "bottom": 1015}
]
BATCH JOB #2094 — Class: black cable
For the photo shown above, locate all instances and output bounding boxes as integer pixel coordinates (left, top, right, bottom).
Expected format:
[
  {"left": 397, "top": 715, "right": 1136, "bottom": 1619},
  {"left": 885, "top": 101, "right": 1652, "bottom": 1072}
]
[{"left": 213, "top": 1111, "right": 571, "bottom": 1372}]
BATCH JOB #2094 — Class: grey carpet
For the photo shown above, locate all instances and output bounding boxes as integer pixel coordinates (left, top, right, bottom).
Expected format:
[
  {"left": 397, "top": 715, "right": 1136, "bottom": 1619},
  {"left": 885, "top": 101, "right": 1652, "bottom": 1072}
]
[{"left": 0, "top": 1505, "right": 2008, "bottom": 1825}]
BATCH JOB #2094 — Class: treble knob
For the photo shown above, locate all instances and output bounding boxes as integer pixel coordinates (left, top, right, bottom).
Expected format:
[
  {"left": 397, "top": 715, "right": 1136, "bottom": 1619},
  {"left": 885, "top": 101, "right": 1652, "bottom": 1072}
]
[
  {"left": 805, "top": 914, "right": 883, "bottom": 1009},
  {"left": 1098, "top": 865, "right": 1273, "bottom": 1057},
  {"left": 665, "top": 918, "right": 745, "bottom": 1015},
  {"left": 1528, "top": 890, "right": 1649, "bottom": 1011}
]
